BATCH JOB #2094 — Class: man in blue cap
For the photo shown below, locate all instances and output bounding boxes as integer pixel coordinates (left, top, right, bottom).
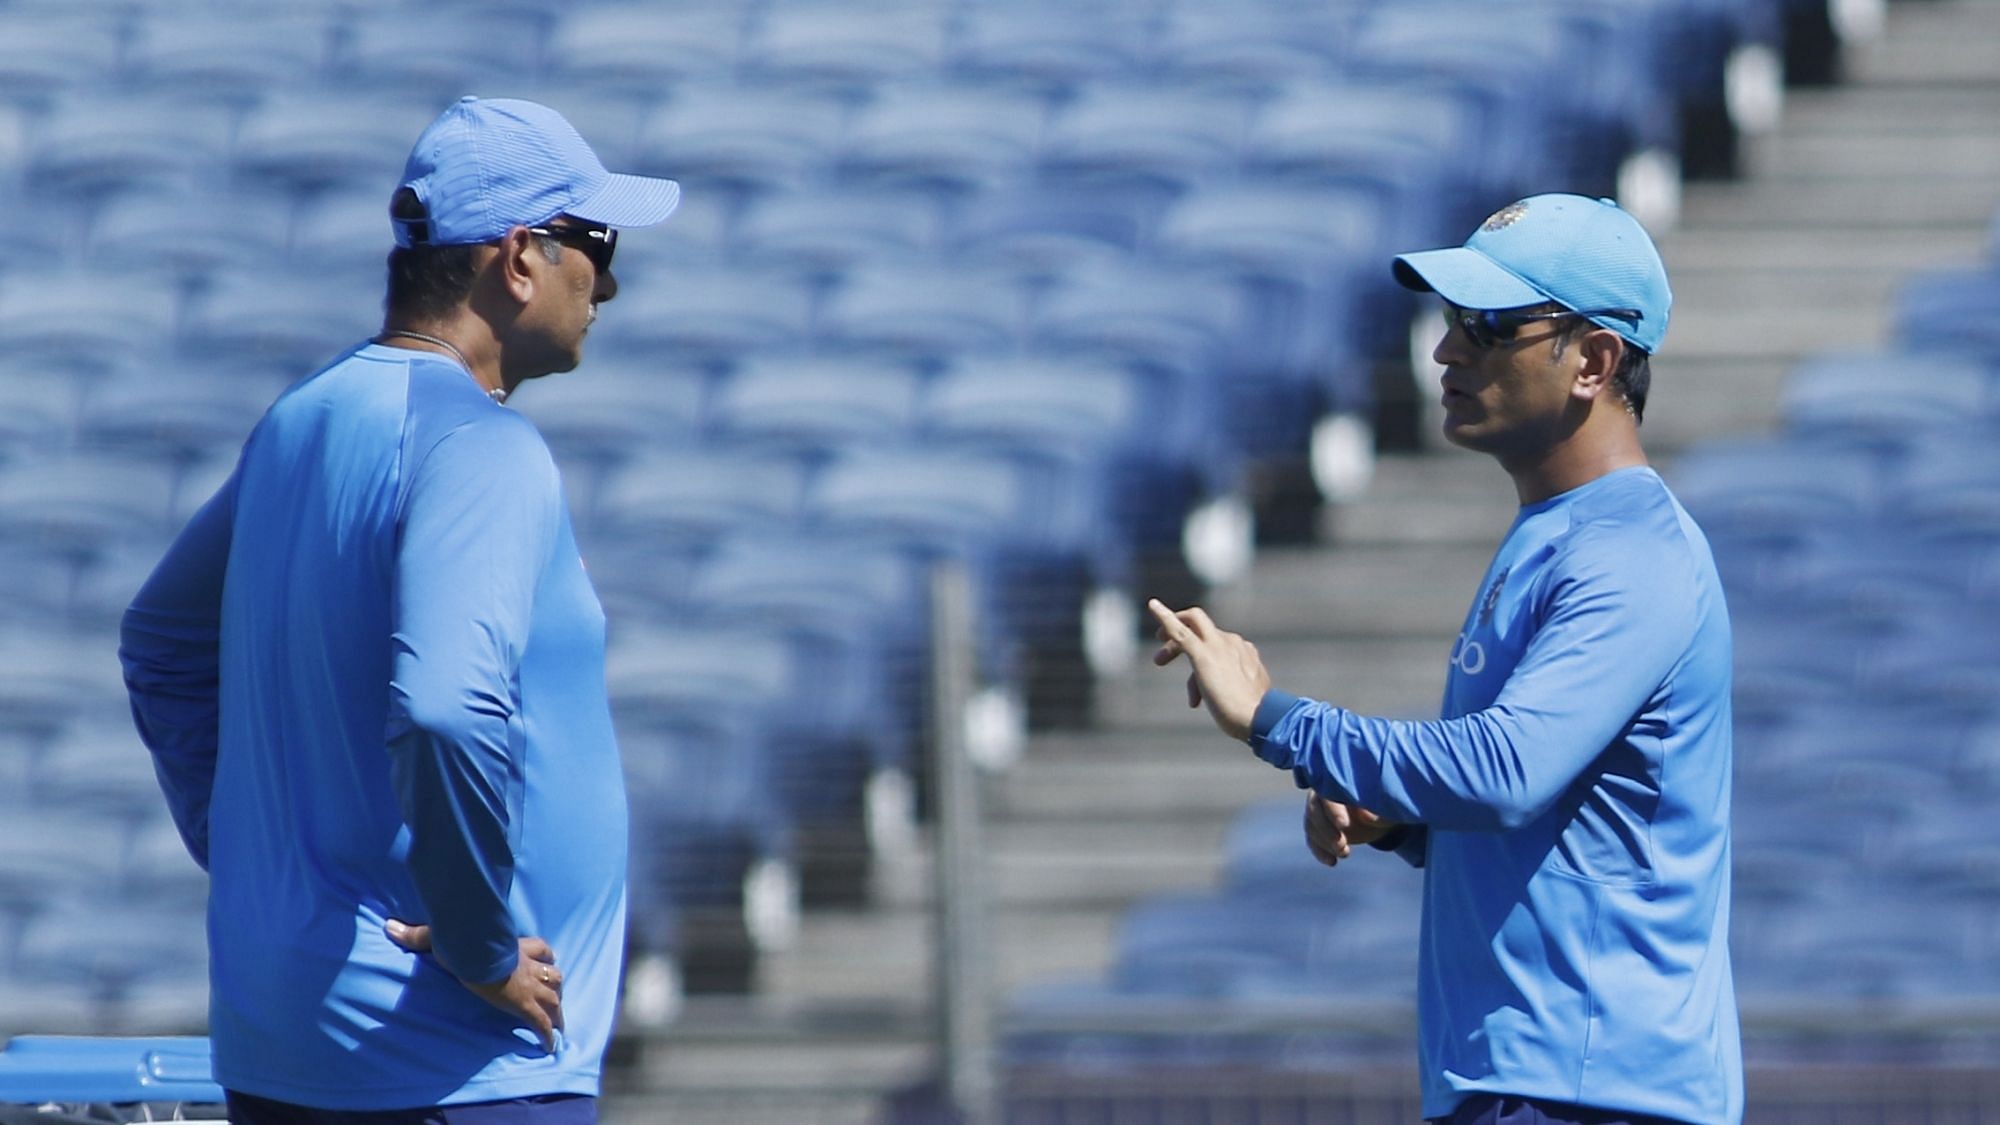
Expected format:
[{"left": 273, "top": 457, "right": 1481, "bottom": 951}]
[
  {"left": 120, "top": 97, "right": 680, "bottom": 1123},
  {"left": 1149, "top": 195, "right": 1741, "bottom": 1124}
]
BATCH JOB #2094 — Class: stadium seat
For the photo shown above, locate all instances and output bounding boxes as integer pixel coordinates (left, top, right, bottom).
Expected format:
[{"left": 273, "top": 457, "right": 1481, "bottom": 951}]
[
  {"left": 87, "top": 186, "right": 294, "bottom": 280},
  {"left": 706, "top": 356, "right": 924, "bottom": 455},
  {"left": 77, "top": 371, "right": 270, "bottom": 466},
  {"left": 543, "top": 5, "right": 747, "bottom": 93},
  {"left": 331, "top": 8, "right": 545, "bottom": 103},
  {"left": 1037, "top": 82, "right": 1258, "bottom": 205},
  {"left": 1150, "top": 3, "right": 1358, "bottom": 89},
  {"left": 593, "top": 444, "right": 813, "bottom": 546},
  {"left": 1779, "top": 349, "right": 1995, "bottom": 448},
  {"left": 125, "top": 10, "right": 333, "bottom": 101},
  {"left": 1895, "top": 266, "right": 2000, "bottom": 365},
  {"left": 948, "top": 3, "right": 1151, "bottom": 93},
  {"left": 836, "top": 84, "right": 1049, "bottom": 195},
  {"left": 588, "top": 263, "right": 816, "bottom": 363},
  {"left": 733, "top": 187, "right": 945, "bottom": 275},
  {"left": 0, "top": 271, "right": 177, "bottom": 369},
  {"left": 631, "top": 83, "right": 848, "bottom": 195},
  {"left": 233, "top": 92, "right": 439, "bottom": 193},
  {"left": 178, "top": 267, "right": 382, "bottom": 374},
  {"left": 741, "top": 3, "right": 950, "bottom": 95},
  {"left": 814, "top": 261, "right": 1030, "bottom": 362},
  {"left": 0, "top": 11, "right": 123, "bottom": 100},
  {"left": 0, "top": 452, "right": 182, "bottom": 559},
  {"left": 506, "top": 358, "right": 708, "bottom": 479},
  {"left": 28, "top": 95, "right": 236, "bottom": 197}
]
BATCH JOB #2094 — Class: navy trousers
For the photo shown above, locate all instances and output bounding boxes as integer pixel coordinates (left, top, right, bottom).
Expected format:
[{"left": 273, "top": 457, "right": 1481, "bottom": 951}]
[
  {"left": 1434, "top": 1093, "right": 1684, "bottom": 1125},
  {"left": 224, "top": 1091, "right": 596, "bottom": 1125}
]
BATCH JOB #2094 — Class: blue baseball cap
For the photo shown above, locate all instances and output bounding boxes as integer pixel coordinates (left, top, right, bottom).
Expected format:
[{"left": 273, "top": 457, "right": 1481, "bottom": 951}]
[
  {"left": 1392, "top": 194, "right": 1671, "bottom": 354},
  {"left": 393, "top": 96, "right": 681, "bottom": 249}
]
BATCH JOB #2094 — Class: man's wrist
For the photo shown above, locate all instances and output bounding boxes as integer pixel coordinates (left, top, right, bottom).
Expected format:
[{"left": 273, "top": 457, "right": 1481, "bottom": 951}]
[{"left": 1246, "top": 689, "right": 1303, "bottom": 768}]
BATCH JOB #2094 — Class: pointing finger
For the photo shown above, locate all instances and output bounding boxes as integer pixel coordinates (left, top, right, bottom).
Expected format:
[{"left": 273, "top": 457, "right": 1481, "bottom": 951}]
[{"left": 1146, "top": 599, "right": 1196, "bottom": 648}]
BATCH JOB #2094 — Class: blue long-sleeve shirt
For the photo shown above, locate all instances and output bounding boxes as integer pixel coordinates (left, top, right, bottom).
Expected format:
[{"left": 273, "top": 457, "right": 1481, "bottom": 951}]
[
  {"left": 1248, "top": 467, "right": 1741, "bottom": 1124},
  {"left": 121, "top": 344, "right": 627, "bottom": 1108}
]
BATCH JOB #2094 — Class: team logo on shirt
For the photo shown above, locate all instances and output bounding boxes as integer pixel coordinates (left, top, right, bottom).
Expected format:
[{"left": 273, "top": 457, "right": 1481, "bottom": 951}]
[
  {"left": 1482, "top": 201, "right": 1530, "bottom": 231},
  {"left": 1478, "top": 567, "right": 1509, "bottom": 627}
]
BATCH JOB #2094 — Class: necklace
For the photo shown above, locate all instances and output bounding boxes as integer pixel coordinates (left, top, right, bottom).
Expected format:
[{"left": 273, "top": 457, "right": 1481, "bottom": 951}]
[{"left": 378, "top": 329, "right": 507, "bottom": 402}]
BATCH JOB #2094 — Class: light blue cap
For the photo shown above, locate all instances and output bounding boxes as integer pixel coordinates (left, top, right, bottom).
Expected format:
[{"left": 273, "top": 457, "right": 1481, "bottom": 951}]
[
  {"left": 1392, "top": 193, "right": 1671, "bottom": 354},
  {"left": 393, "top": 96, "right": 680, "bottom": 248}
]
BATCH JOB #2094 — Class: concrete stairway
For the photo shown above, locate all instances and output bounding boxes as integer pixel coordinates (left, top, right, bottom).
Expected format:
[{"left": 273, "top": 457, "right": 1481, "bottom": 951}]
[{"left": 605, "top": 3, "right": 2000, "bottom": 1120}]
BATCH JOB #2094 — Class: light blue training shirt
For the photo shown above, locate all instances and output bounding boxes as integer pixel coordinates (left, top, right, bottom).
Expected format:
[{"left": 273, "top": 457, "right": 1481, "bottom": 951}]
[
  {"left": 121, "top": 344, "right": 626, "bottom": 1108},
  {"left": 1249, "top": 466, "right": 1741, "bottom": 1124}
]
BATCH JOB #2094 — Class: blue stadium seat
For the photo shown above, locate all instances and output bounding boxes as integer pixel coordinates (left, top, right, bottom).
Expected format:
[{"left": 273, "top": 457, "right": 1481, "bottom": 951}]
[
  {"left": 948, "top": 3, "right": 1152, "bottom": 93},
  {"left": 1037, "top": 82, "right": 1258, "bottom": 205},
  {"left": 507, "top": 358, "right": 707, "bottom": 476},
  {"left": 0, "top": 452, "right": 182, "bottom": 558},
  {"left": 1667, "top": 437, "right": 1884, "bottom": 545},
  {"left": 814, "top": 261, "right": 1029, "bottom": 362},
  {"left": 921, "top": 354, "right": 1204, "bottom": 553},
  {"left": 1151, "top": 3, "right": 1359, "bottom": 89},
  {"left": 1243, "top": 79, "right": 1481, "bottom": 247},
  {"left": 543, "top": 5, "right": 747, "bottom": 93},
  {"left": 1152, "top": 183, "right": 1389, "bottom": 391},
  {"left": 78, "top": 371, "right": 270, "bottom": 465},
  {"left": 706, "top": 356, "right": 923, "bottom": 455},
  {"left": 179, "top": 267, "right": 381, "bottom": 374},
  {"left": 332, "top": 8, "right": 545, "bottom": 103},
  {"left": 31, "top": 719, "right": 163, "bottom": 827},
  {"left": 0, "top": 11, "right": 123, "bottom": 101},
  {"left": 631, "top": 83, "right": 848, "bottom": 195},
  {"left": 0, "top": 1035, "right": 220, "bottom": 1103},
  {"left": 0, "top": 803, "right": 131, "bottom": 925},
  {"left": 589, "top": 263, "right": 816, "bottom": 363},
  {"left": 0, "top": 365, "right": 80, "bottom": 456},
  {"left": 87, "top": 186, "right": 293, "bottom": 280},
  {"left": 28, "top": 95, "right": 235, "bottom": 197},
  {"left": 733, "top": 187, "right": 945, "bottom": 274},
  {"left": 836, "top": 84, "right": 1048, "bottom": 195},
  {"left": 593, "top": 444, "right": 813, "bottom": 545},
  {"left": 741, "top": 3, "right": 950, "bottom": 95},
  {"left": 232, "top": 92, "right": 439, "bottom": 193},
  {"left": 125, "top": 10, "right": 333, "bottom": 102},
  {"left": 288, "top": 184, "right": 398, "bottom": 278},
  {"left": 16, "top": 897, "right": 209, "bottom": 1031},
  {"left": 1894, "top": 266, "right": 2000, "bottom": 363},
  {"left": 1780, "top": 349, "right": 1994, "bottom": 447},
  {"left": 0, "top": 271, "right": 176, "bottom": 368},
  {"left": 1888, "top": 434, "right": 2000, "bottom": 545},
  {"left": 949, "top": 186, "right": 1147, "bottom": 277}
]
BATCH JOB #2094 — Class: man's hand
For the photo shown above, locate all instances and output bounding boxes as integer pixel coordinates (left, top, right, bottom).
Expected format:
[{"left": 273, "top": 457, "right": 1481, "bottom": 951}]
[
  {"left": 1304, "top": 797, "right": 1397, "bottom": 867},
  {"left": 386, "top": 920, "right": 565, "bottom": 1052},
  {"left": 1147, "top": 599, "right": 1273, "bottom": 741}
]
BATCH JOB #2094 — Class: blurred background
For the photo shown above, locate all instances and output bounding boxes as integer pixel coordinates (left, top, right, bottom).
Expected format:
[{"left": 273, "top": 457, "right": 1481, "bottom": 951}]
[{"left": 0, "top": 0, "right": 1996, "bottom": 1121}]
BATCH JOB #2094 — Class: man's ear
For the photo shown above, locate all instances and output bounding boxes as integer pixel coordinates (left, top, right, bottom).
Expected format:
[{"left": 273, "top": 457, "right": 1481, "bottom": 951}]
[
  {"left": 1570, "top": 328, "right": 1625, "bottom": 402},
  {"left": 496, "top": 227, "right": 540, "bottom": 305}
]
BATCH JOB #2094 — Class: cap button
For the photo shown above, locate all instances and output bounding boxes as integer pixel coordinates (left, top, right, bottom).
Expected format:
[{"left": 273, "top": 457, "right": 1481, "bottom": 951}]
[
  {"left": 1598, "top": 197, "right": 1619, "bottom": 207},
  {"left": 458, "top": 94, "right": 478, "bottom": 103}
]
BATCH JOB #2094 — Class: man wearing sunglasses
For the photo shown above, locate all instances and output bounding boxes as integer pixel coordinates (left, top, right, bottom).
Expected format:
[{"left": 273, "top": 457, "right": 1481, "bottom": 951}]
[
  {"left": 121, "top": 97, "right": 679, "bottom": 1123},
  {"left": 1150, "top": 195, "right": 1739, "bottom": 1124}
]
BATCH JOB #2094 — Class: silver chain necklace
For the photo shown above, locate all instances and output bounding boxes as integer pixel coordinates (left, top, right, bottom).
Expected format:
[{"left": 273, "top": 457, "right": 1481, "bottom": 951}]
[{"left": 378, "top": 330, "right": 507, "bottom": 402}]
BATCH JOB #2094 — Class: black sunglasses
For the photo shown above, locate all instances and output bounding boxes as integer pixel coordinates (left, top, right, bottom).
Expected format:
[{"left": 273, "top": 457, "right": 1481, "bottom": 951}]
[
  {"left": 1445, "top": 304, "right": 1642, "bottom": 349},
  {"left": 527, "top": 221, "right": 617, "bottom": 274}
]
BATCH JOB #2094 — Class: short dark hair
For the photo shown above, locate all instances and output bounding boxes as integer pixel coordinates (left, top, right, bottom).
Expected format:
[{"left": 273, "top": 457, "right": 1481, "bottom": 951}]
[
  {"left": 385, "top": 188, "right": 480, "bottom": 321},
  {"left": 382, "top": 187, "right": 566, "bottom": 321},
  {"left": 1555, "top": 313, "right": 1652, "bottom": 424}
]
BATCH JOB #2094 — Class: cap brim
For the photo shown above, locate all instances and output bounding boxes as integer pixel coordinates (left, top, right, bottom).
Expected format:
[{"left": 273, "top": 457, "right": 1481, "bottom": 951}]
[
  {"left": 1392, "top": 246, "right": 1550, "bottom": 311},
  {"left": 567, "top": 172, "right": 682, "bottom": 229}
]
